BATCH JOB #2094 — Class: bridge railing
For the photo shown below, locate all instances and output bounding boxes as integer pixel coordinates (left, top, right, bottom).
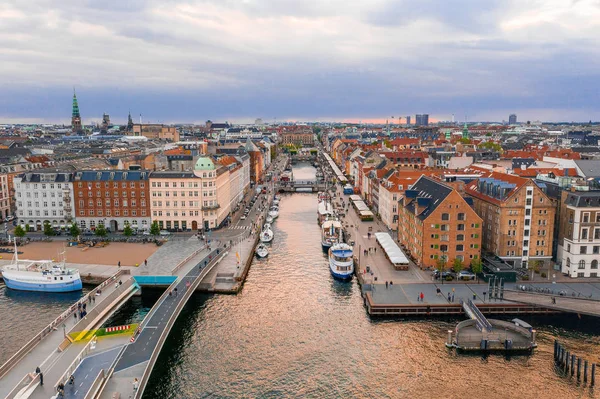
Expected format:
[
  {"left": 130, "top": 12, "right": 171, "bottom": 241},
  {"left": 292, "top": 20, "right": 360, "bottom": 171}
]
[
  {"left": 0, "top": 269, "right": 128, "bottom": 379},
  {"left": 171, "top": 244, "right": 207, "bottom": 275},
  {"left": 135, "top": 248, "right": 228, "bottom": 399}
]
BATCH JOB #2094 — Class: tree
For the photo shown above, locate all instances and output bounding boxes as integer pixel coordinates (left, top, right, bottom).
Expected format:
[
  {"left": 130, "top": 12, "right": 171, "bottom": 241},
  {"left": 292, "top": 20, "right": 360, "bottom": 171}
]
[
  {"left": 43, "top": 221, "right": 55, "bottom": 236},
  {"left": 70, "top": 224, "right": 80, "bottom": 238},
  {"left": 436, "top": 257, "right": 446, "bottom": 272},
  {"left": 479, "top": 141, "right": 502, "bottom": 152},
  {"left": 458, "top": 137, "right": 471, "bottom": 144},
  {"left": 95, "top": 224, "right": 107, "bottom": 237},
  {"left": 25, "top": 224, "right": 31, "bottom": 233},
  {"left": 123, "top": 222, "right": 133, "bottom": 237},
  {"left": 452, "top": 258, "right": 464, "bottom": 274},
  {"left": 471, "top": 258, "right": 483, "bottom": 275},
  {"left": 150, "top": 221, "right": 160, "bottom": 236},
  {"left": 14, "top": 225, "right": 26, "bottom": 239}
]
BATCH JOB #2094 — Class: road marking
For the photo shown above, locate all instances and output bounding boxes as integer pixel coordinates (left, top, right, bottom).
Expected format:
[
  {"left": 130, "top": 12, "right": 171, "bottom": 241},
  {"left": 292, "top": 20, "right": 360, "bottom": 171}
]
[{"left": 145, "top": 326, "right": 158, "bottom": 329}]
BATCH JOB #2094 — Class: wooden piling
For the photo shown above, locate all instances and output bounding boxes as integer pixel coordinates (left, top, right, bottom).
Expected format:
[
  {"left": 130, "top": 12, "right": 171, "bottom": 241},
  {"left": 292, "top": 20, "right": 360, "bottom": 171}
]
[
  {"left": 591, "top": 363, "right": 596, "bottom": 387},
  {"left": 566, "top": 351, "right": 570, "bottom": 373},
  {"left": 571, "top": 354, "right": 576, "bottom": 377},
  {"left": 577, "top": 357, "right": 581, "bottom": 381},
  {"left": 584, "top": 360, "right": 588, "bottom": 383}
]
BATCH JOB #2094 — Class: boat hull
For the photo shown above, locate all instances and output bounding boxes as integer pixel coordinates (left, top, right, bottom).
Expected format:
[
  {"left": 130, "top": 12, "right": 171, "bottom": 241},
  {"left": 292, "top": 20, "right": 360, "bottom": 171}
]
[
  {"left": 321, "top": 242, "right": 333, "bottom": 252},
  {"left": 329, "top": 268, "right": 353, "bottom": 280},
  {"left": 2, "top": 276, "right": 83, "bottom": 292}
]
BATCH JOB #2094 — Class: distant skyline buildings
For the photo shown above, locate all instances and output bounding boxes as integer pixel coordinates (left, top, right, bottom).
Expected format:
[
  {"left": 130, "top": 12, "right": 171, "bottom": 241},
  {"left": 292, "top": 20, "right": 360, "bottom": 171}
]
[
  {"left": 509, "top": 114, "right": 518, "bottom": 125},
  {"left": 406, "top": 116, "right": 411, "bottom": 126},
  {"left": 415, "top": 114, "right": 429, "bottom": 127}
]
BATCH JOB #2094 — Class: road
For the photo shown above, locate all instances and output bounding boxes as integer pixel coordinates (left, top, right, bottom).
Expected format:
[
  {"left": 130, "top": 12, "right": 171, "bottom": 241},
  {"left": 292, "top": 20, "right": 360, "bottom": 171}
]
[{"left": 62, "top": 347, "right": 122, "bottom": 399}]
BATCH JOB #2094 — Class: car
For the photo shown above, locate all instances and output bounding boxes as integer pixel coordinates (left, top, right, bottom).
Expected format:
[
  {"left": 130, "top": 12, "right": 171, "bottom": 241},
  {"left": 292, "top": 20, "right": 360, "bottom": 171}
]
[
  {"left": 240, "top": 215, "right": 247, "bottom": 220},
  {"left": 142, "top": 230, "right": 150, "bottom": 236},
  {"left": 159, "top": 230, "right": 171, "bottom": 236},
  {"left": 458, "top": 270, "right": 476, "bottom": 280},
  {"left": 432, "top": 270, "right": 455, "bottom": 280}
]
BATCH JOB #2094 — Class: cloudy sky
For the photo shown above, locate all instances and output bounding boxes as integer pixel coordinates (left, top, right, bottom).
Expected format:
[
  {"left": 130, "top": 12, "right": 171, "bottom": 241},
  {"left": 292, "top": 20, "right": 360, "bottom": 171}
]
[{"left": 1, "top": 0, "right": 599, "bottom": 124}]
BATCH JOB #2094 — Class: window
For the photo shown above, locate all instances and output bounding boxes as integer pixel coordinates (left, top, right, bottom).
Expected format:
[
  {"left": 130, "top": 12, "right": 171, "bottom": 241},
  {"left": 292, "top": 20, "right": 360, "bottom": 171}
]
[
  {"left": 526, "top": 209, "right": 531, "bottom": 216},
  {"left": 457, "top": 234, "right": 464, "bottom": 241},
  {"left": 592, "top": 260, "right": 598, "bottom": 269},
  {"left": 441, "top": 225, "right": 449, "bottom": 231},
  {"left": 579, "top": 260, "right": 586, "bottom": 269},
  {"left": 526, "top": 198, "right": 532, "bottom": 206},
  {"left": 594, "top": 246, "right": 600, "bottom": 255},
  {"left": 582, "top": 228, "right": 589, "bottom": 240},
  {"left": 457, "top": 224, "right": 465, "bottom": 231},
  {"left": 524, "top": 230, "right": 529, "bottom": 237},
  {"left": 580, "top": 246, "right": 587, "bottom": 254},
  {"left": 440, "top": 244, "right": 448, "bottom": 252},
  {"left": 583, "top": 212, "right": 590, "bottom": 223},
  {"left": 441, "top": 213, "right": 449, "bottom": 221},
  {"left": 595, "top": 229, "right": 600, "bottom": 240},
  {"left": 456, "top": 244, "right": 464, "bottom": 251},
  {"left": 457, "top": 213, "right": 465, "bottom": 220}
]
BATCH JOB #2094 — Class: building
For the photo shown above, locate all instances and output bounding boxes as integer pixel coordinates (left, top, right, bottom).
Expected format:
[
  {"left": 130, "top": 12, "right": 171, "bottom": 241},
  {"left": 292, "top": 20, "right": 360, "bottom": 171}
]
[
  {"left": 245, "top": 139, "right": 264, "bottom": 184},
  {"left": 73, "top": 170, "right": 151, "bottom": 232},
  {"left": 14, "top": 171, "right": 75, "bottom": 231},
  {"left": 71, "top": 91, "right": 82, "bottom": 133},
  {"left": 465, "top": 172, "right": 555, "bottom": 268},
  {"left": 557, "top": 190, "right": 600, "bottom": 278},
  {"left": 509, "top": 114, "right": 517, "bottom": 125},
  {"left": 216, "top": 155, "right": 249, "bottom": 211},
  {"left": 406, "top": 116, "right": 411, "bottom": 126},
  {"left": 281, "top": 131, "right": 314, "bottom": 146},
  {"left": 149, "top": 156, "right": 231, "bottom": 231},
  {"left": 415, "top": 114, "right": 429, "bottom": 127},
  {"left": 0, "top": 173, "right": 10, "bottom": 219},
  {"left": 397, "top": 176, "right": 482, "bottom": 269},
  {"left": 132, "top": 124, "right": 180, "bottom": 142}
]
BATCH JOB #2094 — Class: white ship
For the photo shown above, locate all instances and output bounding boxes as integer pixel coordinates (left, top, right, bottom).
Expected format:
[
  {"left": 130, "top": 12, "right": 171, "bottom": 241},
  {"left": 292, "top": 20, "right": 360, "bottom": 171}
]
[
  {"left": 321, "top": 219, "right": 342, "bottom": 251},
  {"left": 328, "top": 243, "right": 354, "bottom": 280},
  {"left": 0, "top": 246, "right": 82, "bottom": 293}
]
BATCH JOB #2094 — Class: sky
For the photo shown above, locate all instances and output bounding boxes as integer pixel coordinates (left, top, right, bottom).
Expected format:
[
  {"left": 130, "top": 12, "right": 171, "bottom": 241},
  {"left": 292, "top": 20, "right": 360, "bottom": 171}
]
[{"left": 0, "top": 0, "right": 599, "bottom": 124}]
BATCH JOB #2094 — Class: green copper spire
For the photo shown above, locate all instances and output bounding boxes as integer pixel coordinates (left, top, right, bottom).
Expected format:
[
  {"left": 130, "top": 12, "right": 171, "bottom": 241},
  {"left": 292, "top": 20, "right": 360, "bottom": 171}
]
[
  {"left": 72, "top": 90, "right": 80, "bottom": 118},
  {"left": 462, "top": 123, "right": 469, "bottom": 139}
]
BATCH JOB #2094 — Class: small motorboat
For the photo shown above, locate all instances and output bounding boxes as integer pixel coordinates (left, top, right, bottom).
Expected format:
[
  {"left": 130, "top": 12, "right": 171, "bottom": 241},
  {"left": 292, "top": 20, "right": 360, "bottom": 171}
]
[
  {"left": 266, "top": 215, "right": 274, "bottom": 224},
  {"left": 255, "top": 244, "right": 269, "bottom": 258},
  {"left": 268, "top": 206, "right": 279, "bottom": 219},
  {"left": 260, "top": 228, "right": 274, "bottom": 243},
  {"left": 263, "top": 223, "right": 272, "bottom": 231}
]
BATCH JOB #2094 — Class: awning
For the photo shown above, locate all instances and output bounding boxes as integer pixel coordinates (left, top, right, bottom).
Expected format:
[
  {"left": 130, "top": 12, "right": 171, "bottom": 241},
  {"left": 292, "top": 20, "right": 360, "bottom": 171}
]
[{"left": 375, "top": 232, "right": 409, "bottom": 265}]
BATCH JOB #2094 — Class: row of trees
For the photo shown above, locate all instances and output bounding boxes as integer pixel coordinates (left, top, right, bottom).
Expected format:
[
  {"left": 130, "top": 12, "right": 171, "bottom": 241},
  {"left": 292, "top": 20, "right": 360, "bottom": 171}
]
[
  {"left": 13, "top": 221, "right": 161, "bottom": 239},
  {"left": 436, "top": 256, "right": 483, "bottom": 275}
]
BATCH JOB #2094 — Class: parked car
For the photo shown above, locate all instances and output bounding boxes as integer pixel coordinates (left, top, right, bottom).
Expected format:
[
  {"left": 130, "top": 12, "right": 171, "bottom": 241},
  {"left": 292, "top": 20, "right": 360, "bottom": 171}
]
[
  {"left": 432, "top": 270, "right": 455, "bottom": 280},
  {"left": 458, "top": 270, "right": 476, "bottom": 280},
  {"left": 159, "top": 230, "right": 171, "bottom": 236},
  {"left": 240, "top": 215, "right": 247, "bottom": 220}
]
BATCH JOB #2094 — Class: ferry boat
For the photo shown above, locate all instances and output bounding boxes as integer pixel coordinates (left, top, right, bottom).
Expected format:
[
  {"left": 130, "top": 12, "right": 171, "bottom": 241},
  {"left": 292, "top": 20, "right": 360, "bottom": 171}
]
[
  {"left": 260, "top": 228, "right": 274, "bottom": 243},
  {"left": 0, "top": 246, "right": 82, "bottom": 293},
  {"left": 268, "top": 206, "right": 279, "bottom": 220},
  {"left": 317, "top": 200, "right": 333, "bottom": 225},
  {"left": 321, "top": 219, "right": 342, "bottom": 251},
  {"left": 255, "top": 243, "right": 269, "bottom": 258},
  {"left": 328, "top": 243, "right": 354, "bottom": 280}
]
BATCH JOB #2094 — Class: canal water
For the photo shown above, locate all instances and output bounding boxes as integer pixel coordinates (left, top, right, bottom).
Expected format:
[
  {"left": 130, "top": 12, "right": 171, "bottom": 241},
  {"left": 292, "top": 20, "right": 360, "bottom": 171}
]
[{"left": 0, "top": 162, "right": 599, "bottom": 398}]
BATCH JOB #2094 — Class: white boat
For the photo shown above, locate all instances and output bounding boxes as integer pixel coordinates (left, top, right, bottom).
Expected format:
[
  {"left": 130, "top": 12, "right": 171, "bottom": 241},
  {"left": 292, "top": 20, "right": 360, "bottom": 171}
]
[
  {"left": 268, "top": 206, "right": 279, "bottom": 219},
  {"left": 260, "top": 228, "right": 274, "bottom": 243},
  {"left": 255, "top": 243, "right": 269, "bottom": 258},
  {"left": 266, "top": 215, "right": 274, "bottom": 224},
  {"left": 329, "top": 243, "right": 354, "bottom": 280},
  {"left": 321, "top": 219, "right": 342, "bottom": 251},
  {"left": 0, "top": 245, "right": 82, "bottom": 293},
  {"left": 273, "top": 198, "right": 280, "bottom": 205},
  {"left": 317, "top": 200, "right": 333, "bottom": 225},
  {"left": 263, "top": 223, "right": 272, "bottom": 231}
]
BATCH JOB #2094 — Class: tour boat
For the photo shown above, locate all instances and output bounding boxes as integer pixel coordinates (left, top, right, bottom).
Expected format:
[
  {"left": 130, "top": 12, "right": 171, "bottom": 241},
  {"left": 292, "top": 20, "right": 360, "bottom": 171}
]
[
  {"left": 260, "top": 228, "right": 274, "bottom": 243},
  {"left": 1, "top": 245, "right": 82, "bottom": 293},
  {"left": 317, "top": 200, "right": 333, "bottom": 225},
  {"left": 268, "top": 206, "right": 279, "bottom": 220},
  {"left": 328, "top": 243, "right": 354, "bottom": 280},
  {"left": 321, "top": 219, "right": 342, "bottom": 251},
  {"left": 255, "top": 243, "right": 269, "bottom": 258}
]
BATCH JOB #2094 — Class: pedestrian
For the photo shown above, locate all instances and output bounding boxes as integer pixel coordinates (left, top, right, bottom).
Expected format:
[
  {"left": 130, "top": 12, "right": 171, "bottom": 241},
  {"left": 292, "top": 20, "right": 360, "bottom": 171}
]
[
  {"left": 451, "top": 294, "right": 455, "bottom": 303},
  {"left": 169, "top": 290, "right": 172, "bottom": 297},
  {"left": 115, "top": 282, "right": 118, "bottom": 289},
  {"left": 36, "top": 366, "right": 40, "bottom": 374},
  {"left": 174, "top": 287, "right": 178, "bottom": 297},
  {"left": 417, "top": 294, "right": 420, "bottom": 302},
  {"left": 448, "top": 292, "right": 451, "bottom": 302},
  {"left": 119, "top": 280, "right": 122, "bottom": 286},
  {"left": 374, "top": 247, "right": 377, "bottom": 253},
  {"left": 385, "top": 281, "right": 389, "bottom": 289},
  {"left": 420, "top": 292, "right": 424, "bottom": 302},
  {"left": 144, "top": 259, "right": 147, "bottom": 267},
  {"left": 39, "top": 372, "right": 43, "bottom": 386},
  {"left": 133, "top": 378, "right": 139, "bottom": 393},
  {"left": 82, "top": 303, "right": 86, "bottom": 311},
  {"left": 118, "top": 261, "right": 121, "bottom": 268},
  {"left": 74, "top": 313, "right": 77, "bottom": 321},
  {"left": 92, "top": 296, "right": 95, "bottom": 304},
  {"left": 390, "top": 281, "right": 393, "bottom": 286},
  {"left": 69, "top": 375, "right": 75, "bottom": 385}
]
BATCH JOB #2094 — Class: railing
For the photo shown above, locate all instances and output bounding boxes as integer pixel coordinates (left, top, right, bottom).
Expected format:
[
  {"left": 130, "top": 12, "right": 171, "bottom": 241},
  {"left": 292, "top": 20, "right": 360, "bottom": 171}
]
[
  {"left": 4, "top": 373, "right": 38, "bottom": 399},
  {"left": 84, "top": 369, "right": 105, "bottom": 399},
  {"left": 171, "top": 244, "right": 207, "bottom": 275},
  {"left": 0, "top": 269, "right": 128, "bottom": 379},
  {"left": 135, "top": 249, "right": 228, "bottom": 399},
  {"left": 54, "top": 335, "right": 98, "bottom": 391}
]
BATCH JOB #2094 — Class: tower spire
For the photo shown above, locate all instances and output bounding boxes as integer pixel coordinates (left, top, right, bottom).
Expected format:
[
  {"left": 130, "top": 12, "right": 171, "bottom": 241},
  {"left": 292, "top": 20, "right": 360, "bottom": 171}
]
[{"left": 71, "top": 89, "right": 82, "bottom": 133}]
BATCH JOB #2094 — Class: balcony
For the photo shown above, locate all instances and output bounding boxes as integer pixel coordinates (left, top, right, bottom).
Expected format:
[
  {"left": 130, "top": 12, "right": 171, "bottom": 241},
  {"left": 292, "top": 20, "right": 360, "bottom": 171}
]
[{"left": 202, "top": 204, "right": 221, "bottom": 211}]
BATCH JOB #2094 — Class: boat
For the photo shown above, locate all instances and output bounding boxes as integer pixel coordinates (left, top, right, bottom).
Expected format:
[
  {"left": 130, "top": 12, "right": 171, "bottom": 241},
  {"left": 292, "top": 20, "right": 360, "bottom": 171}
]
[
  {"left": 273, "top": 198, "right": 280, "bottom": 206},
  {"left": 260, "top": 228, "right": 274, "bottom": 243},
  {"left": 255, "top": 243, "right": 269, "bottom": 258},
  {"left": 263, "top": 223, "right": 272, "bottom": 231},
  {"left": 328, "top": 243, "right": 354, "bottom": 280},
  {"left": 266, "top": 215, "right": 274, "bottom": 224},
  {"left": 317, "top": 200, "right": 333, "bottom": 225},
  {"left": 268, "top": 206, "right": 279, "bottom": 219},
  {"left": 0, "top": 245, "right": 82, "bottom": 293},
  {"left": 318, "top": 191, "right": 330, "bottom": 202},
  {"left": 321, "top": 219, "right": 342, "bottom": 251}
]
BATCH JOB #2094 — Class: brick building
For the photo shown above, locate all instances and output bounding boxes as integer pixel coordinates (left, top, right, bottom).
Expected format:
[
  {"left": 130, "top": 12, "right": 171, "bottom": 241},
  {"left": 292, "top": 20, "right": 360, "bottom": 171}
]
[
  {"left": 398, "top": 176, "right": 482, "bottom": 269},
  {"left": 73, "top": 170, "right": 151, "bottom": 232},
  {"left": 132, "top": 124, "right": 180, "bottom": 141},
  {"left": 281, "top": 132, "right": 314, "bottom": 146},
  {"left": 465, "top": 172, "right": 555, "bottom": 268}
]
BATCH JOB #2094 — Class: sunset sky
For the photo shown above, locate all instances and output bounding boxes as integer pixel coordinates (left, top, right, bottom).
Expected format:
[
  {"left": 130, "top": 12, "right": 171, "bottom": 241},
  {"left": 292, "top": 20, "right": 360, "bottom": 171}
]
[{"left": 0, "top": 0, "right": 599, "bottom": 124}]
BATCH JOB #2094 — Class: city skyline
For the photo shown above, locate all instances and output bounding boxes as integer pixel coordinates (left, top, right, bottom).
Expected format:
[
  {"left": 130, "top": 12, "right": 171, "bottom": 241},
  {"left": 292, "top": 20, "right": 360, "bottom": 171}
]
[{"left": 1, "top": 0, "right": 599, "bottom": 123}]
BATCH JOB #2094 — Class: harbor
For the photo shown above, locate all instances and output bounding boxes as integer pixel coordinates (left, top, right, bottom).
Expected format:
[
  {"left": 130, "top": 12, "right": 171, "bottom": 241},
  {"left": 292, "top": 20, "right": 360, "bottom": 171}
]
[{"left": 0, "top": 156, "right": 600, "bottom": 399}]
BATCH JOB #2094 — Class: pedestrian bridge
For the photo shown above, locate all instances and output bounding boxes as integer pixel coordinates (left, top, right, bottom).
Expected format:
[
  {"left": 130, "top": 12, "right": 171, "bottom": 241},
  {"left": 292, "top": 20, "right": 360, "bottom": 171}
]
[{"left": 276, "top": 180, "right": 327, "bottom": 192}]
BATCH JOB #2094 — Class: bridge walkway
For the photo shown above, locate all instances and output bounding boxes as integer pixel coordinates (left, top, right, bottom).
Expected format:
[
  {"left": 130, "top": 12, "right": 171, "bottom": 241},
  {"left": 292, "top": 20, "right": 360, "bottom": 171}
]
[
  {"left": 0, "top": 271, "right": 137, "bottom": 399},
  {"left": 503, "top": 290, "right": 600, "bottom": 317},
  {"left": 55, "top": 244, "right": 225, "bottom": 399},
  {"left": 461, "top": 299, "right": 493, "bottom": 333}
]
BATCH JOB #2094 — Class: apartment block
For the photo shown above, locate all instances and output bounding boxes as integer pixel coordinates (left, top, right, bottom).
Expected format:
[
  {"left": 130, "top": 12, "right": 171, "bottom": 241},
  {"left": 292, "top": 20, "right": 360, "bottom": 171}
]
[
  {"left": 557, "top": 190, "right": 600, "bottom": 278},
  {"left": 397, "top": 176, "right": 482, "bottom": 269},
  {"left": 73, "top": 170, "right": 151, "bottom": 232},
  {"left": 0, "top": 173, "right": 10, "bottom": 219},
  {"left": 465, "top": 172, "right": 555, "bottom": 268}
]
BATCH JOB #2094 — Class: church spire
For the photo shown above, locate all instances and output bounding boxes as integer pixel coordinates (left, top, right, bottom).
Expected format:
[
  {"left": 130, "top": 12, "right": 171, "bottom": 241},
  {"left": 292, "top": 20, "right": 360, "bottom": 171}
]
[
  {"left": 71, "top": 89, "right": 82, "bottom": 133},
  {"left": 127, "top": 109, "right": 134, "bottom": 132},
  {"left": 462, "top": 122, "right": 469, "bottom": 139}
]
